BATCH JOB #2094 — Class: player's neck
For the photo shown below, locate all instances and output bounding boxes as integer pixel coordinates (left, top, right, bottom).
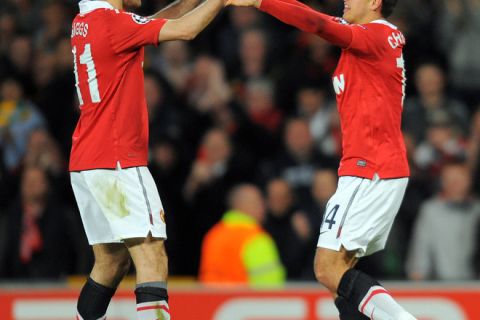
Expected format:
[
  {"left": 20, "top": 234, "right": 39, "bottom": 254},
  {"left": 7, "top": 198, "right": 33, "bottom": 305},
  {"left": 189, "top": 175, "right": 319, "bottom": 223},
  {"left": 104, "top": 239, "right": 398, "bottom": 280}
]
[
  {"left": 105, "top": 0, "right": 123, "bottom": 10},
  {"left": 355, "top": 12, "right": 384, "bottom": 25}
]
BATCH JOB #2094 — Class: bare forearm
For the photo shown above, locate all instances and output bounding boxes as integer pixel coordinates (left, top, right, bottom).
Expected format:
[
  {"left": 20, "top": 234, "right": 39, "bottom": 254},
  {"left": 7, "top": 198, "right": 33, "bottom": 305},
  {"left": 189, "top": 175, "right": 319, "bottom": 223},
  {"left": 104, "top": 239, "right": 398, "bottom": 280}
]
[
  {"left": 149, "top": 0, "right": 202, "bottom": 19},
  {"left": 159, "top": 0, "right": 224, "bottom": 41}
]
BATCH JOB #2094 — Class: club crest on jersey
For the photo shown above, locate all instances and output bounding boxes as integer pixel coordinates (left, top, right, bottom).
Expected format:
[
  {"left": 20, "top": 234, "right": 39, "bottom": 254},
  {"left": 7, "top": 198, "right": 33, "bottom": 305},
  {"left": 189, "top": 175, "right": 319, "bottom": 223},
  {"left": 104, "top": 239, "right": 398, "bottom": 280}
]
[
  {"left": 130, "top": 13, "right": 151, "bottom": 24},
  {"left": 333, "top": 17, "right": 349, "bottom": 25}
]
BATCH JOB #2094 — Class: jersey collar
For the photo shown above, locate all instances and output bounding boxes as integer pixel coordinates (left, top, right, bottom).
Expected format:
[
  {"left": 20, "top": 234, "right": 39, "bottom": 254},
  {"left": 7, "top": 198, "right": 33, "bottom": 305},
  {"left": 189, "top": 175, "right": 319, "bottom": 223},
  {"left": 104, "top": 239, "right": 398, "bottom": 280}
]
[
  {"left": 79, "top": 0, "right": 114, "bottom": 14},
  {"left": 370, "top": 19, "right": 397, "bottom": 30}
]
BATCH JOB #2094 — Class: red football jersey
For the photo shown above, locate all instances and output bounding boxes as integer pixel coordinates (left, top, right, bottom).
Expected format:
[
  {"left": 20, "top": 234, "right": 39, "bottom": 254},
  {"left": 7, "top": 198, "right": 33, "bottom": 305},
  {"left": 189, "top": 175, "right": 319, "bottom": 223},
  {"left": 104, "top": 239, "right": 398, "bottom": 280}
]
[
  {"left": 333, "top": 20, "right": 410, "bottom": 179},
  {"left": 69, "top": 1, "right": 166, "bottom": 171}
]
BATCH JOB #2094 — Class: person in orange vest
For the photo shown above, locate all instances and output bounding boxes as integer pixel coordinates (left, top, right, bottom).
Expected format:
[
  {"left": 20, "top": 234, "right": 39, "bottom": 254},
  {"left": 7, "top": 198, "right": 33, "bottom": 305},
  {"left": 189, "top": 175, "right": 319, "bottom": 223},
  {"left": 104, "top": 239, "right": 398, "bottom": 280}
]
[{"left": 199, "top": 184, "right": 285, "bottom": 286}]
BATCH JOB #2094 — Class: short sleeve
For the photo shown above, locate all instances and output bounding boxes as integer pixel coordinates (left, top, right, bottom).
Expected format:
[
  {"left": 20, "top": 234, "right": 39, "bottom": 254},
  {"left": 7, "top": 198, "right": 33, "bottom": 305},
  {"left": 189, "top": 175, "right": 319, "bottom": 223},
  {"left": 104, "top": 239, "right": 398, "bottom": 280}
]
[{"left": 105, "top": 10, "right": 167, "bottom": 53}]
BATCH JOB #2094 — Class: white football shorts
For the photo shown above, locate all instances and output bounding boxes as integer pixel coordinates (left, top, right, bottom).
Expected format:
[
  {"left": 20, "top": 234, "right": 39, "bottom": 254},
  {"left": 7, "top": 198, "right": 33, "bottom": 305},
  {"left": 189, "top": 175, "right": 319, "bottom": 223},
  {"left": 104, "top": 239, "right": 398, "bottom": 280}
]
[
  {"left": 317, "top": 174, "right": 408, "bottom": 257},
  {"left": 71, "top": 164, "right": 167, "bottom": 245}
]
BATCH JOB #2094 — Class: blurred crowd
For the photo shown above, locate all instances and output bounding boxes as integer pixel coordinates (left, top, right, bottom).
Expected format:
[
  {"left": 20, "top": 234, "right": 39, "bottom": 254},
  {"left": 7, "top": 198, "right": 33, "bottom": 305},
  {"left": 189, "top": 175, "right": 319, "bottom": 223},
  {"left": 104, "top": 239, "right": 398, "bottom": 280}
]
[{"left": 1, "top": 0, "right": 480, "bottom": 282}]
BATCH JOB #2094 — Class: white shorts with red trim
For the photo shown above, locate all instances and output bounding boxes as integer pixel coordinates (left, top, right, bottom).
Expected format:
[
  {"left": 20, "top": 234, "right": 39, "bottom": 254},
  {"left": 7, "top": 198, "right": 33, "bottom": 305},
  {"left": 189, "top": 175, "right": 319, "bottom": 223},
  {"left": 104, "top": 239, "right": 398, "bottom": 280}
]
[
  {"left": 71, "top": 164, "right": 167, "bottom": 245},
  {"left": 317, "top": 174, "right": 408, "bottom": 257}
]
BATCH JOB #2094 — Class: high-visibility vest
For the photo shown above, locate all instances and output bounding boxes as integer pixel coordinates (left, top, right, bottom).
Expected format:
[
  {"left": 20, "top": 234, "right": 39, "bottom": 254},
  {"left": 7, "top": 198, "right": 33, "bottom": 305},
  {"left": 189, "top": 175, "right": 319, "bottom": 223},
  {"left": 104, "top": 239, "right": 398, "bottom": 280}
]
[{"left": 199, "top": 210, "right": 285, "bottom": 286}]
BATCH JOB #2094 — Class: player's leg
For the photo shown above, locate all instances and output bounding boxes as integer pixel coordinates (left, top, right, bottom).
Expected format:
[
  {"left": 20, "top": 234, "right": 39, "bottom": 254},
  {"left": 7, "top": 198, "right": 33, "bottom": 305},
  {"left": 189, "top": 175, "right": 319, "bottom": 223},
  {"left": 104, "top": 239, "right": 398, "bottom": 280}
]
[
  {"left": 316, "top": 175, "right": 416, "bottom": 319},
  {"left": 107, "top": 165, "right": 168, "bottom": 319},
  {"left": 73, "top": 165, "right": 169, "bottom": 319},
  {"left": 125, "top": 235, "right": 170, "bottom": 320},
  {"left": 335, "top": 265, "right": 416, "bottom": 320},
  {"left": 71, "top": 170, "right": 132, "bottom": 320},
  {"left": 314, "top": 246, "right": 416, "bottom": 320},
  {"left": 77, "top": 243, "right": 131, "bottom": 320},
  {"left": 314, "top": 247, "right": 368, "bottom": 319}
]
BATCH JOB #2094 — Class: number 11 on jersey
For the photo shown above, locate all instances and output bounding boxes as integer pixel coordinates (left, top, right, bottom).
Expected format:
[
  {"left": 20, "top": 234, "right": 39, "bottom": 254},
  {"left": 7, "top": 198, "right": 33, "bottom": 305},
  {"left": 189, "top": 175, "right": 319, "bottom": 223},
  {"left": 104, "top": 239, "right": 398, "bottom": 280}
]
[
  {"left": 397, "top": 53, "right": 406, "bottom": 108},
  {"left": 73, "top": 43, "right": 101, "bottom": 105}
]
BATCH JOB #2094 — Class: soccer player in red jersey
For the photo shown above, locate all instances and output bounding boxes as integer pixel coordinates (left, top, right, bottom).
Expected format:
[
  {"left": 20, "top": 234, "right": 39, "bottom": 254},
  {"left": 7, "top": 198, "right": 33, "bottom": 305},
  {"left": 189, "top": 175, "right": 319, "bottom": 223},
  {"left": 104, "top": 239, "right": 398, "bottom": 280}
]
[
  {"left": 70, "top": 0, "right": 228, "bottom": 319},
  {"left": 228, "top": 0, "right": 416, "bottom": 319}
]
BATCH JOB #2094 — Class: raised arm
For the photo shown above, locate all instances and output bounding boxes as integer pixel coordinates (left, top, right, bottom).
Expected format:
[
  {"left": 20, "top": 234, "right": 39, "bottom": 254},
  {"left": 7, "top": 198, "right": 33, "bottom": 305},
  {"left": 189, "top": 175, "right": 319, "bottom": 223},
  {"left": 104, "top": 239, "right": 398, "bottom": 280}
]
[
  {"left": 158, "top": 0, "right": 225, "bottom": 41},
  {"left": 149, "top": 0, "right": 202, "bottom": 19},
  {"left": 230, "top": 0, "right": 353, "bottom": 48}
]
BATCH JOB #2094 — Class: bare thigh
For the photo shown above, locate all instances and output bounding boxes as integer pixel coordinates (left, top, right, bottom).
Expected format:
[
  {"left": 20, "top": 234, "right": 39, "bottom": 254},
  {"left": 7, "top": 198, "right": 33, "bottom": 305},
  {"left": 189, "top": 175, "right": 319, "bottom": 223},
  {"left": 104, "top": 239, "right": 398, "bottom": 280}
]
[{"left": 125, "top": 235, "right": 168, "bottom": 284}]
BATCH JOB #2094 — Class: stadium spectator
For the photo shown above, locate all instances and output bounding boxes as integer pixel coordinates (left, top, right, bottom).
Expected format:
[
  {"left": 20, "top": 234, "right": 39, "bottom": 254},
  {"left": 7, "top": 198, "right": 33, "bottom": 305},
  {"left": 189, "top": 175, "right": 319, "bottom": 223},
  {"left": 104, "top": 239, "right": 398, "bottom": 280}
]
[
  {"left": 438, "top": 0, "right": 480, "bottom": 107},
  {"left": 392, "top": 0, "right": 442, "bottom": 72},
  {"left": 148, "top": 136, "right": 192, "bottom": 274},
  {"left": 0, "top": 78, "right": 45, "bottom": 172},
  {"left": 187, "top": 55, "right": 232, "bottom": 112},
  {"left": 276, "top": 34, "right": 335, "bottom": 114},
  {"left": 236, "top": 28, "right": 270, "bottom": 81},
  {"left": 468, "top": 107, "right": 480, "bottom": 195},
  {"left": 145, "top": 71, "right": 185, "bottom": 141},
  {"left": 0, "top": 11, "right": 17, "bottom": 58},
  {"left": 261, "top": 118, "right": 336, "bottom": 204},
  {"left": 184, "top": 128, "right": 254, "bottom": 267},
  {"left": 413, "top": 114, "right": 467, "bottom": 180},
  {"left": 263, "top": 178, "right": 314, "bottom": 280},
  {"left": 475, "top": 217, "right": 480, "bottom": 278},
  {"left": 296, "top": 85, "right": 337, "bottom": 157},
  {"left": 219, "top": 100, "right": 281, "bottom": 165},
  {"left": 0, "top": 166, "right": 90, "bottom": 279},
  {"left": 244, "top": 78, "right": 282, "bottom": 133},
  {"left": 35, "top": 1, "right": 69, "bottom": 52},
  {"left": 151, "top": 40, "right": 192, "bottom": 94},
  {"left": 199, "top": 184, "right": 285, "bottom": 285},
  {"left": 406, "top": 161, "right": 480, "bottom": 280},
  {"left": 0, "top": 146, "right": 16, "bottom": 211},
  {"left": 304, "top": 169, "right": 337, "bottom": 227},
  {"left": 403, "top": 63, "right": 469, "bottom": 143},
  {"left": 24, "top": 128, "right": 64, "bottom": 177},
  {"left": 33, "top": 39, "right": 77, "bottom": 156},
  {"left": 218, "top": 7, "right": 262, "bottom": 73},
  {"left": 4, "top": 35, "right": 35, "bottom": 96}
]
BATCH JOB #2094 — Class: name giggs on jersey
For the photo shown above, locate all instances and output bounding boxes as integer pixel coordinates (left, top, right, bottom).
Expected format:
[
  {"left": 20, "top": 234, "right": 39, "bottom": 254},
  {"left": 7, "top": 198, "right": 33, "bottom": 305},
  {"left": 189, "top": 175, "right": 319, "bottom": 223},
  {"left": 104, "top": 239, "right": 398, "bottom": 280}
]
[
  {"left": 72, "top": 22, "right": 89, "bottom": 38},
  {"left": 332, "top": 30, "right": 406, "bottom": 96}
]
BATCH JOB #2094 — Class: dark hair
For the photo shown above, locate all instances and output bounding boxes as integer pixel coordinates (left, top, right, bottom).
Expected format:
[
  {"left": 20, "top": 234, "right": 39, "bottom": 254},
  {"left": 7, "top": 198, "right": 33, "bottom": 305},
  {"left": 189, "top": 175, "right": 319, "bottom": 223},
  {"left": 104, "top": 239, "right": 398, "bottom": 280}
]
[{"left": 381, "top": 0, "right": 398, "bottom": 18}]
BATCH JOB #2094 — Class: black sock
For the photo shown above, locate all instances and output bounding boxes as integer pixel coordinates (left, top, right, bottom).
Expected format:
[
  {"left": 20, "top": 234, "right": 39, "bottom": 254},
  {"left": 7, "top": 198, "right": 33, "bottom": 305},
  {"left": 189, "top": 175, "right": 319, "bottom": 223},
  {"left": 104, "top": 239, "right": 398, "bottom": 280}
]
[
  {"left": 337, "top": 269, "right": 380, "bottom": 310},
  {"left": 77, "top": 277, "right": 116, "bottom": 320},
  {"left": 334, "top": 296, "right": 369, "bottom": 320},
  {"left": 135, "top": 285, "right": 169, "bottom": 304}
]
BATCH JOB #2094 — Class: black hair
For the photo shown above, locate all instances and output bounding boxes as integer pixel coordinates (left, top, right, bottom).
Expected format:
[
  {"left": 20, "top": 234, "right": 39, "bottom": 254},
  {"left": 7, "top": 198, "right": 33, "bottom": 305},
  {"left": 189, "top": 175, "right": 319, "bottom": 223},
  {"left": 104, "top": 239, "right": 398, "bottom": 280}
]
[{"left": 381, "top": 0, "right": 398, "bottom": 18}]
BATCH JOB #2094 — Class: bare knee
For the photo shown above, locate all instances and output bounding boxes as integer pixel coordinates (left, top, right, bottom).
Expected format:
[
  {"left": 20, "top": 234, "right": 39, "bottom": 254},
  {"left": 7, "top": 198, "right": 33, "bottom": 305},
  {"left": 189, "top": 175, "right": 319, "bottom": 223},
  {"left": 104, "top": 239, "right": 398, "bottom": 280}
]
[
  {"left": 96, "top": 255, "right": 131, "bottom": 278},
  {"left": 126, "top": 237, "right": 168, "bottom": 283},
  {"left": 92, "top": 246, "right": 131, "bottom": 287},
  {"left": 314, "top": 254, "right": 338, "bottom": 292},
  {"left": 314, "top": 247, "right": 357, "bottom": 293}
]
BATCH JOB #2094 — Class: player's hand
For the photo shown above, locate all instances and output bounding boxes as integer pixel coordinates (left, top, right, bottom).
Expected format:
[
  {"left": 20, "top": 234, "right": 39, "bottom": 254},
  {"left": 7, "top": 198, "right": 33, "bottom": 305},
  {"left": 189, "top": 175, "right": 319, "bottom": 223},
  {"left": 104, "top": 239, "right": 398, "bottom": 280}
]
[{"left": 225, "top": 0, "right": 262, "bottom": 8}]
